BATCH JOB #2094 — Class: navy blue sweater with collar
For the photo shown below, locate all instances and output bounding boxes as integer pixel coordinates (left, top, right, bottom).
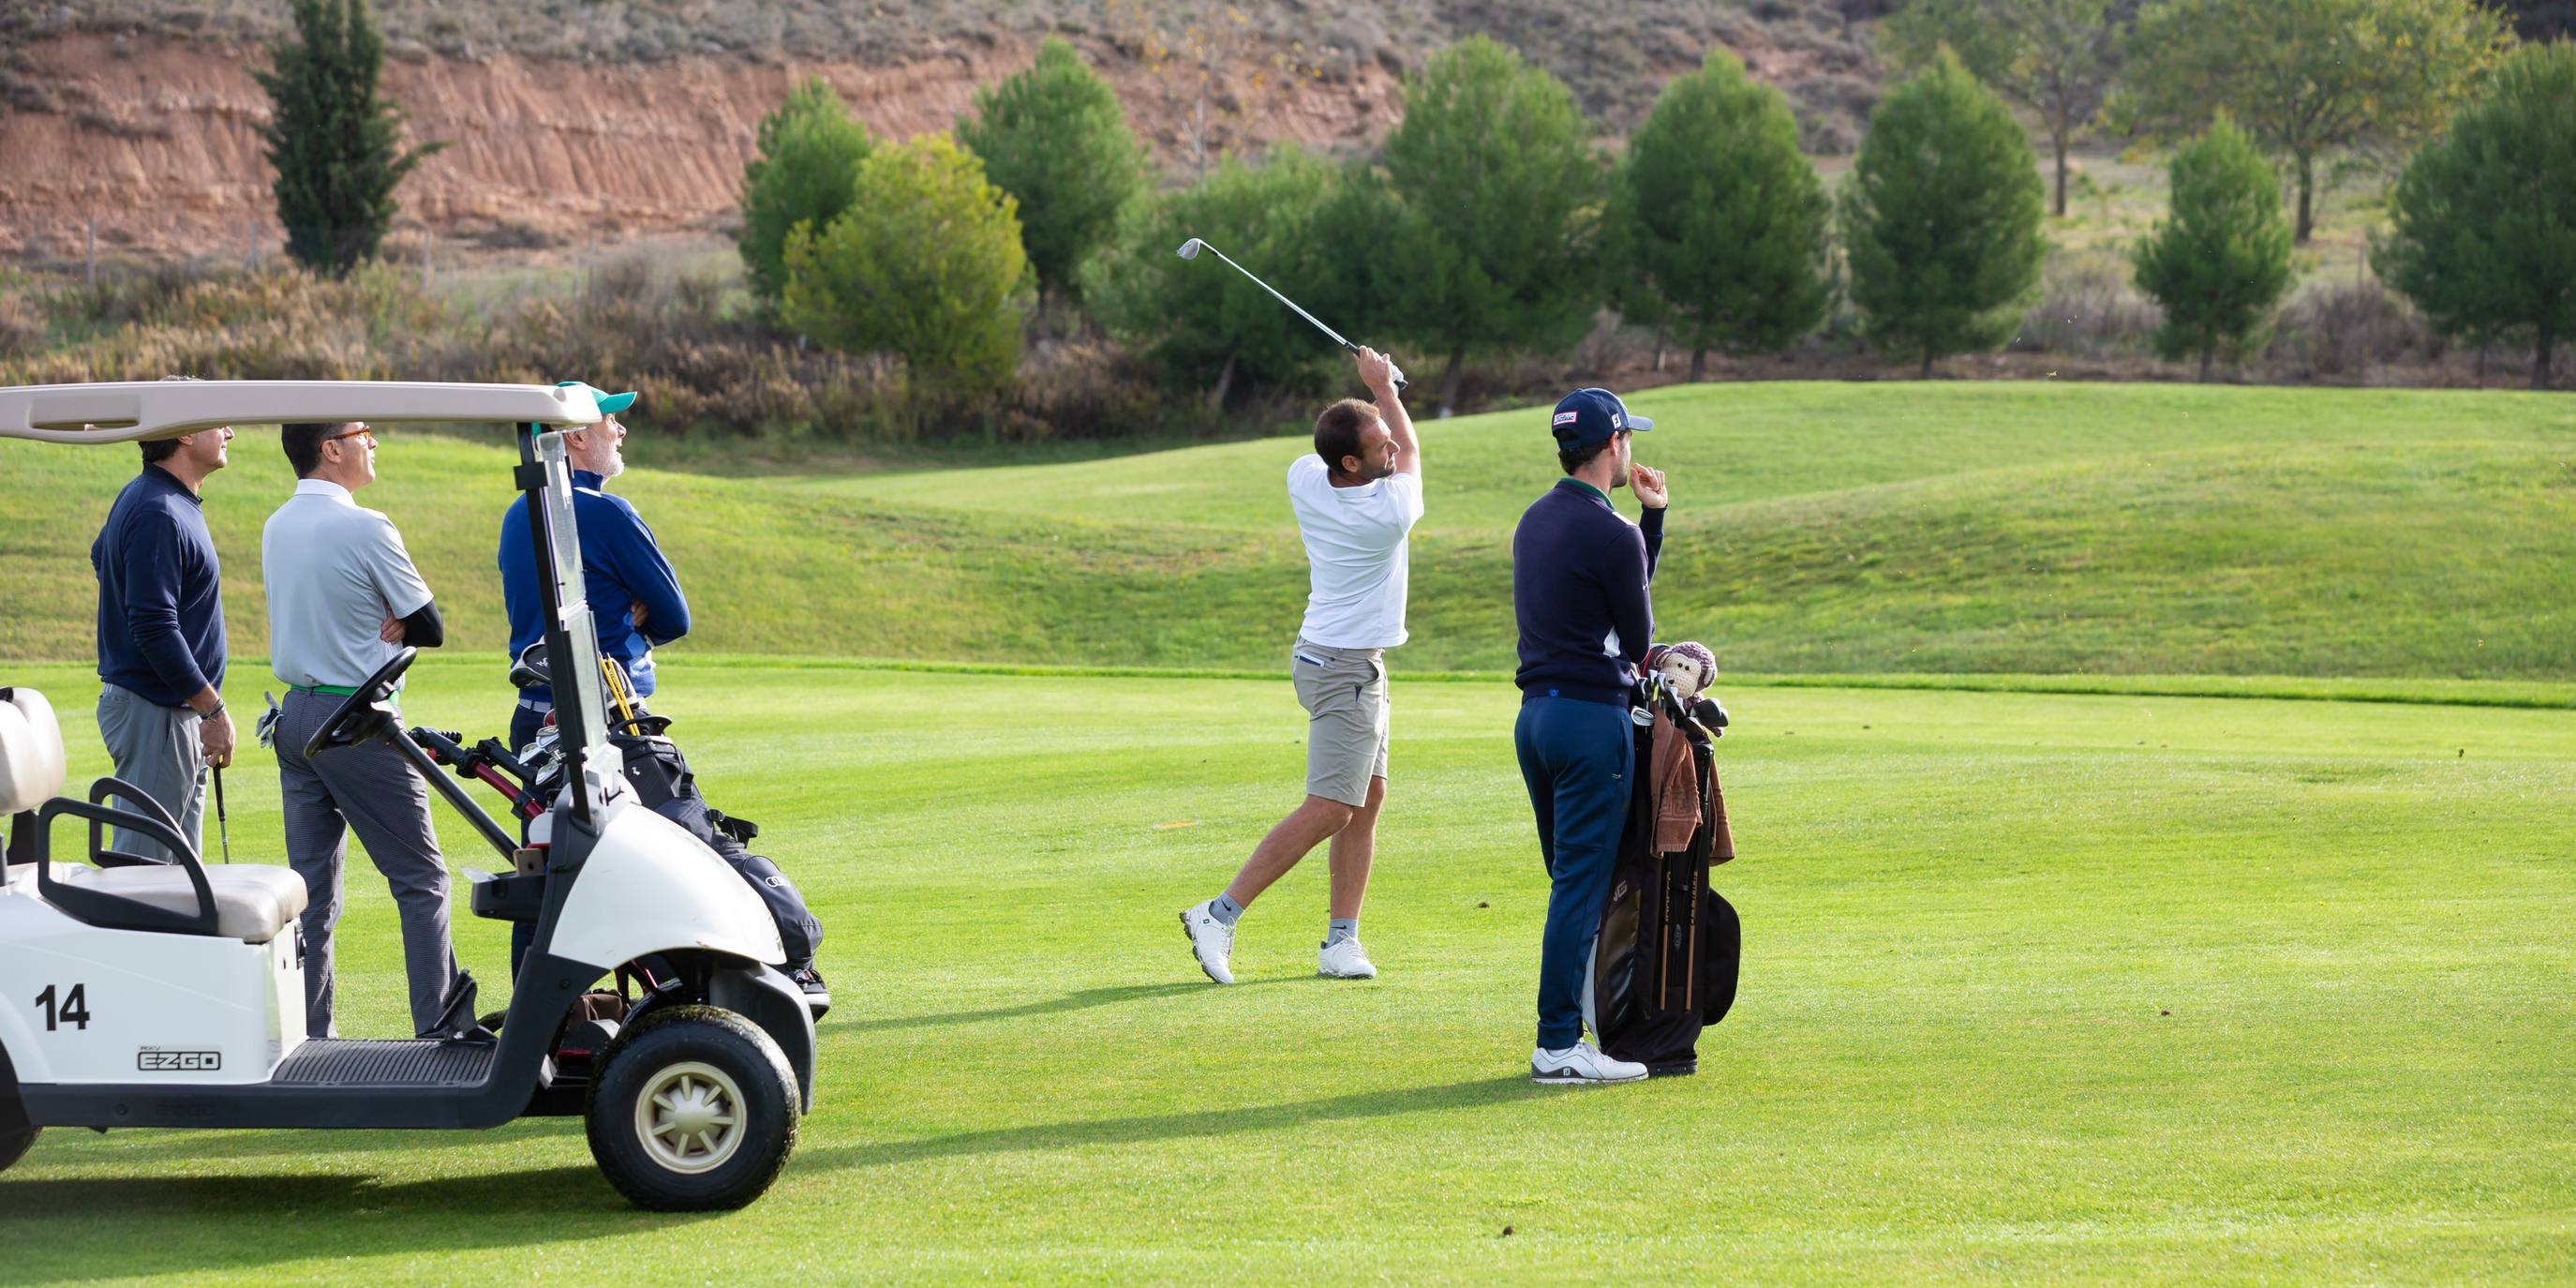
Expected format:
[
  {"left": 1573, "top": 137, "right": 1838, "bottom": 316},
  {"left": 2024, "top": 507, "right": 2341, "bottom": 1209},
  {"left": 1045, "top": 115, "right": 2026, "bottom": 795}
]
[
  {"left": 92, "top": 464, "right": 227, "bottom": 708},
  {"left": 1511, "top": 478, "right": 1665, "bottom": 704}
]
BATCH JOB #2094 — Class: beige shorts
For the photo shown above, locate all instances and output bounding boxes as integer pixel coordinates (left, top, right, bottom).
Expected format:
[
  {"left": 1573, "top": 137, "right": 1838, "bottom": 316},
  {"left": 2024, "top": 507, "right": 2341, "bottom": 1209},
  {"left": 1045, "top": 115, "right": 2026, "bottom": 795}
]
[{"left": 1291, "top": 639, "right": 1390, "bottom": 808}]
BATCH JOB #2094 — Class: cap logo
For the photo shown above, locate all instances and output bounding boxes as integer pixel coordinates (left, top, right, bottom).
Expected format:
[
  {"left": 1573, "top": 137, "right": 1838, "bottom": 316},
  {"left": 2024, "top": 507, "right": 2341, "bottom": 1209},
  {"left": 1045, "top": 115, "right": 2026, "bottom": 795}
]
[
  {"left": 1612, "top": 412, "right": 1624, "bottom": 428},
  {"left": 1552, "top": 411, "right": 1581, "bottom": 427}
]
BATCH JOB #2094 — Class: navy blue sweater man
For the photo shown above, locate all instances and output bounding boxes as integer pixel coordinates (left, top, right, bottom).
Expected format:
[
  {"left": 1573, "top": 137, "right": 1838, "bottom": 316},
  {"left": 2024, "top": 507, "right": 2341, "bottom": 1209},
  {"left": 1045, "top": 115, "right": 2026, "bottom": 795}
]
[
  {"left": 91, "top": 419, "right": 238, "bottom": 861},
  {"left": 1511, "top": 387, "right": 1669, "bottom": 1086},
  {"left": 498, "top": 383, "right": 690, "bottom": 750}
]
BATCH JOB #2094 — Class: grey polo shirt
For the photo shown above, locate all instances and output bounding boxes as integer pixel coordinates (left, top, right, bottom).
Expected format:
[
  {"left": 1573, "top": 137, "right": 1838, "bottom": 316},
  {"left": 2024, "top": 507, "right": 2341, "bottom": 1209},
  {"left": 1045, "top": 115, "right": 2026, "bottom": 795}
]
[{"left": 261, "top": 479, "right": 435, "bottom": 689}]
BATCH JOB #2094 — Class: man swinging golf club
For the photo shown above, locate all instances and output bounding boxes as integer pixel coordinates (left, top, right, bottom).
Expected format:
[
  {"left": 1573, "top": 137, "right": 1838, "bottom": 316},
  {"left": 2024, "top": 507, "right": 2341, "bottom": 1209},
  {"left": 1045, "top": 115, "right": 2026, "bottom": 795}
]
[{"left": 1182, "top": 344, "right": 1422, "bottom": 982}]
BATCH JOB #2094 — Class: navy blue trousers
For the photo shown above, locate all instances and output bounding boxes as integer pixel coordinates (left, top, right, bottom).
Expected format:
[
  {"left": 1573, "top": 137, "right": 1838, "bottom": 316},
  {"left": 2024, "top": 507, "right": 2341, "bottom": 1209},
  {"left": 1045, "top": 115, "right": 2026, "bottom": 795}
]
[{"left": 1514, "top": 693, "right": 1634, "bottom": 1049}]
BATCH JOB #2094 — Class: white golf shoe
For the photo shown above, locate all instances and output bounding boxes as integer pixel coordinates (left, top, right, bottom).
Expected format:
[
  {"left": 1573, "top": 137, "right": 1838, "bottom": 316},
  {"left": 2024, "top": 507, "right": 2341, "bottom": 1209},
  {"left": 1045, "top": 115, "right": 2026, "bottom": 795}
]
[
  {"left": 1179, "top": 901, "right": 1236, "bottom": 984},
  {"left": 1530, "top": 1041, "right": 1649, "bottom": 1086},
  {"left": 1317, "top": 936, "right": 1377, "bottom": 979}
]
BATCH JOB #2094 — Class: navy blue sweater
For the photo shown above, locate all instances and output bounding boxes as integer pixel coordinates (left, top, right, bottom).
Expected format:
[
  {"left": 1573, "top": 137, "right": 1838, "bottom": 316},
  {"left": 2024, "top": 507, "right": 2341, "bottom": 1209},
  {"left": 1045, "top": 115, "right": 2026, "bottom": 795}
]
[
  {"left": 1511, "top": 478, "right": 1665, "bottom": 703},
  {"left": 499, "top": 470, "right": 692, "bottom": 701},
  {"left": 92, "top": 465, "right": 226, "bottom": 707}
]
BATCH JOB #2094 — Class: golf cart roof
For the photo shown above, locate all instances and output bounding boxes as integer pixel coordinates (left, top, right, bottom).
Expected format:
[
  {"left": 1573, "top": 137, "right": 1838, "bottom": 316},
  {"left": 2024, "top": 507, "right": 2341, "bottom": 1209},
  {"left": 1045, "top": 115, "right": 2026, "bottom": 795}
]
[{"left": 0, "top": 380, "right": 604, "bottom": 444}]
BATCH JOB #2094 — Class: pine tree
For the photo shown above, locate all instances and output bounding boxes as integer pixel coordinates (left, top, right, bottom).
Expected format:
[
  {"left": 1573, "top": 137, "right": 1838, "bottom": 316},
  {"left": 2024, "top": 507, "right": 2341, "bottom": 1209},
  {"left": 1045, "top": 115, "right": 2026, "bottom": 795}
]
[
  {"left": 738, "top": 79, "right": 875, "bottom": 309},
  {"left": 1616, "top": 49, "right": 1831, "bottom": 382},
  {"left": 2132, "top": 116, "right": 2294, "bottom": 382},
  {"left": 957, "top": 38, "right": 1150, "bottom": 325},
  {"left": 1839, "top": 51, "right": 2048, "bottom": 377},
  {"left": 252, "top": 0, "right": 441, "bottom": 277},
  {"left": 1379, "top": 37, "right": 1601, "bottom": 416},
  {"left": 2374, "top": 42, "right": 2576, "bottom": 389}
]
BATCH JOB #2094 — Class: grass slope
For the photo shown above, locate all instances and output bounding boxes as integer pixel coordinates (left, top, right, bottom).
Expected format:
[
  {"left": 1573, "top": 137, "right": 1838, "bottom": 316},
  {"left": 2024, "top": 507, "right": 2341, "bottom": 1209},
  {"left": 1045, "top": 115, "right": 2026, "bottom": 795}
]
[
  {"left": 2, "top": 382, "right": 2569, "bottom": 677},
  {"left": 0, "top": 659, "right": 2569, "bottom": 1281}
]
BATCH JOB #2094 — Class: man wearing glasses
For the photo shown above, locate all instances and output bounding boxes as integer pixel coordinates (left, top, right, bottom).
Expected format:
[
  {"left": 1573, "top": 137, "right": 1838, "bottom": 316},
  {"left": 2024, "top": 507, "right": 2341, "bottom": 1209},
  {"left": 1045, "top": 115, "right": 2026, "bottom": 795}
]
[{"left": 262, "top": 421, "right": 466, "bottom": 1040}]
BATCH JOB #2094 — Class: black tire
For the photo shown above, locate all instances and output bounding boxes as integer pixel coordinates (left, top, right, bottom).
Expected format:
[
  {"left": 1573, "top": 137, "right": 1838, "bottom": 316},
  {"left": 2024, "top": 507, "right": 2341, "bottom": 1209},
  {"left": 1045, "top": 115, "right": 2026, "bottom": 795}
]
[
  {"left": 585, "top": 1005, "right": 797, "bottom": 1211},
  {"left": 0, "top": 1126, "right": 35, "bottom": 1174}
]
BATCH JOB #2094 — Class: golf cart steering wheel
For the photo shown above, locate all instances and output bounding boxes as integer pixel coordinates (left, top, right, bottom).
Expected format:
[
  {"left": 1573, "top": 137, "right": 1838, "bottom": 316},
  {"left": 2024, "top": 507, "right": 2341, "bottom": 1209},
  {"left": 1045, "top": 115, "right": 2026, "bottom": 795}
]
[{"left": 304, "top": 647, "right": 419, "bottom": 759}]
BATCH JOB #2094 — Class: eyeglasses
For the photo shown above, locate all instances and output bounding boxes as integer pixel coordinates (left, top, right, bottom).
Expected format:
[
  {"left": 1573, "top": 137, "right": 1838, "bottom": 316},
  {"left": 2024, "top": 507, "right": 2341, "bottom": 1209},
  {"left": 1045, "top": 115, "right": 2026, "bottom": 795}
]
[{"left": 325, "top": 427, "right": 376, "bottom": 449}]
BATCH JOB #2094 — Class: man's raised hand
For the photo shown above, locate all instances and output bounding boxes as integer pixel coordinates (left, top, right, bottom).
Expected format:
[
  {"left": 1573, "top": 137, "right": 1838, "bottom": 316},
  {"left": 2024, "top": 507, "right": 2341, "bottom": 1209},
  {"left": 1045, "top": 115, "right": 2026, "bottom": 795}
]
[{"left": 1631, "top": 463, "right": 1669, "bottom": 510}]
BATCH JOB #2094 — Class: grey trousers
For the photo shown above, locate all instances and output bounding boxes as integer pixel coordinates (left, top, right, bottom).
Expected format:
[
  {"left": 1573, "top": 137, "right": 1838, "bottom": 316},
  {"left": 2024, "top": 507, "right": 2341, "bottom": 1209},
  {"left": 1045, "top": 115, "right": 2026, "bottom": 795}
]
[
  {"left": 273, "top": 689, "right": 461, "bottom": 1039},
  {"left": 95, "top": 684, "right": 205, "bottom": 863}
]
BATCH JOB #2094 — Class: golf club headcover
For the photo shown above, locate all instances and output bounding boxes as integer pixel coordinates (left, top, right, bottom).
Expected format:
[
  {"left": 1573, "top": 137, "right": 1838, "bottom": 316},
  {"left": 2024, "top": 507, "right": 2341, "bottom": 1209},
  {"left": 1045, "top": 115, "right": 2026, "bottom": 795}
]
[{"left": 1645, "top": 641, "right": 1719, "bottom": 702}]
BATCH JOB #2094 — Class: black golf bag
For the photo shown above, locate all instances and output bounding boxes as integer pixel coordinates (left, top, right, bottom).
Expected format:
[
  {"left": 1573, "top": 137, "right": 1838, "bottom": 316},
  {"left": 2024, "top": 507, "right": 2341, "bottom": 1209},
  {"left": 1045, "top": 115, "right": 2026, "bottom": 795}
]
[
  {"left": 525, "top": 717, "right": 825, "bottom": 970},
  {"left": 1588, "top": 687, "right": 1739, "bottom": 1077},
  {"left": 610, "top": 724, "right": 824, "bottom": 969}
]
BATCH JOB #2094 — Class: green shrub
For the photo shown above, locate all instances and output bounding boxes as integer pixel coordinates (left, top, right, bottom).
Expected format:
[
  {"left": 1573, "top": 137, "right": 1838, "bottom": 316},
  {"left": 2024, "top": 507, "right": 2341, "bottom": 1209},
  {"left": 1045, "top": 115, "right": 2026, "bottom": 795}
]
[
  {"left": 956, "top": 37, "right": 1148, "bottom": 323},
  {"left": 2133, "top": 116, "right": 2294, "bottom": 382},
  {"left": 1615, "top": 48, "right": 1830, "bottom": 381},
  {"left": 737, "top": 79, "right": 874, "bottom": 308},
  {"left": 781, "top": 134, "right": 1029, "bottom": 406},
  {"left": 1840, "top": 51, "right": 2048, "bottom": 377},
  {"left": 2374, "top": 41, "right": 2576, "bottom": 390}
]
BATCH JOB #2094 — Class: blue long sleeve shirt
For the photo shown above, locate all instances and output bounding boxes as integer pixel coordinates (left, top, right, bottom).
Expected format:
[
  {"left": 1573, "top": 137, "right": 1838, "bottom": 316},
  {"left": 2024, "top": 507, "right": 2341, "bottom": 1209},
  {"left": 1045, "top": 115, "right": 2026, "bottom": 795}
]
[
  {"left": 1511, "top": 478, "right": 1666, "bottom": 704},
  {"left": 499, "top": 470, "right": 691, "bottom": 701},
  {"left": 92, "top": 465, "right": 227, "bottom": 708}
]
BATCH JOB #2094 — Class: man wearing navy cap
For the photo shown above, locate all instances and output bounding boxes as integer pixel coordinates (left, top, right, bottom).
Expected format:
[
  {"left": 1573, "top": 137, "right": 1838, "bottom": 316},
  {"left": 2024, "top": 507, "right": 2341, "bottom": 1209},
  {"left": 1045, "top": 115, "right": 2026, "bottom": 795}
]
[
  {"left": 1511, "top": 386, "right": 1669, "bottom": 1085},
  {"left": 497, "top": 382, "right": 691, "bottom": 753}
]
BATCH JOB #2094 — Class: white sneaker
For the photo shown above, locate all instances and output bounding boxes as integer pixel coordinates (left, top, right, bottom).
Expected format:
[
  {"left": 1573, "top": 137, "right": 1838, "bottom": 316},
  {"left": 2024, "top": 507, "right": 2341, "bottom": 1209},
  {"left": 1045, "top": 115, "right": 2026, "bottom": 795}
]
[
  {"left": 1318, "top": 936, "right": 1377, "bottom": 979},
  {"left": 1530, "top": 1041, "right": 1648, "bottom": 1085},
  {"left": 1179, "top": 901, "right": 1235, "bottom": 984}
]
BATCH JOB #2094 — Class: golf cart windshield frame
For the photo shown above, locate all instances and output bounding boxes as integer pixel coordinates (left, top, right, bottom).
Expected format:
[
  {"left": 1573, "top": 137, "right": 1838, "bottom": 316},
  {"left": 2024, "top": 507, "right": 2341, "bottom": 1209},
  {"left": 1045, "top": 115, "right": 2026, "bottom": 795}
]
[{"left": 516, "top": 425, "right": 610, "bottom": 819}]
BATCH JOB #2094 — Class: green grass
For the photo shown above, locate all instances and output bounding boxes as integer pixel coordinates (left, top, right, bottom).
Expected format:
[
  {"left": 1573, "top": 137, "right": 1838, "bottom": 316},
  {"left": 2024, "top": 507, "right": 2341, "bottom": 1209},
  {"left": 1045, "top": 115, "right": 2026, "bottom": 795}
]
[
  {"left": 0, "top": 657, "right": 2569, "bottom": 1282},
  {"left": 4, "top": 381, "right": 2570, "bottom": 677}
]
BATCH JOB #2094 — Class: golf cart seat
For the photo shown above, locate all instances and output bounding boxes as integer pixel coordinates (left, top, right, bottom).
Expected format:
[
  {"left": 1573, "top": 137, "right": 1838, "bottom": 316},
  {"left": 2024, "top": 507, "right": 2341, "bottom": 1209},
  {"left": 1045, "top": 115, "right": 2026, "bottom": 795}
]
[
  {"left": 52, "top": 864, "right": 308, "bottom": 944},
  {"left": 2, "top": 685, "right": 308, "bottom": 943}
]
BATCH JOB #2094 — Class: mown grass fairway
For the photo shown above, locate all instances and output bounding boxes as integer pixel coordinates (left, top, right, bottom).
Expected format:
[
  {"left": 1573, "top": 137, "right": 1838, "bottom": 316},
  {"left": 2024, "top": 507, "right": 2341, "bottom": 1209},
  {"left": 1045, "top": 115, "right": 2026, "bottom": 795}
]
[
  {"left": 5, "top": 382, "right": 2570, "bottom": 675},
  {"left": 1, "top": 658, "right": 2568, "bottom": 1283}
]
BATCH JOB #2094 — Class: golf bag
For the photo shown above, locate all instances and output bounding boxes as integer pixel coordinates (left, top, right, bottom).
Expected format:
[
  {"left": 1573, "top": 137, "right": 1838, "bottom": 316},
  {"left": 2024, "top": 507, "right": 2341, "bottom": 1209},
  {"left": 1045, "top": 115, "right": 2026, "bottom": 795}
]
[
  {"left": 1587, "top": 686, "right": 1739, "bottom": 1077},
  {"left": 527, "top": 718, "right": 825, "bottom": 970}
]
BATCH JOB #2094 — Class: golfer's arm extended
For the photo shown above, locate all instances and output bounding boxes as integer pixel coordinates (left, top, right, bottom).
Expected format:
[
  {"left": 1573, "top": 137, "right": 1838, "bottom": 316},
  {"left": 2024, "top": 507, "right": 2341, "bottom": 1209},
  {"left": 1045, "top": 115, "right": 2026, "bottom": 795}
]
[{"left": 1377, "top": 378, "right": 1420, "bottom": 479}]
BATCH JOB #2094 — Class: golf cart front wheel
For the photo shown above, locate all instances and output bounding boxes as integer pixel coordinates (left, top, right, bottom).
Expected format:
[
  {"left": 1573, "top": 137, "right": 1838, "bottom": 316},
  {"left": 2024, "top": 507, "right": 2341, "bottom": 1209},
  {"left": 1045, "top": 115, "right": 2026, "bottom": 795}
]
[{"left": 586, "top": 1005, "right": 797, "bottom": 1210}]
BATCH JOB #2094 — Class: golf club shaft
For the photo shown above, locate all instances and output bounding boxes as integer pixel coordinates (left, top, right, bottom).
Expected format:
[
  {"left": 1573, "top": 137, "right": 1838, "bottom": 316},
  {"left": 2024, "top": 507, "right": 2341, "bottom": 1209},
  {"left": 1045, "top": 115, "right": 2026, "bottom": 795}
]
[
  {"left": 213, "top": 764, "right": 231, "bottom": 863},
  {"left": 1197, "top": 243, "right": 1359, "bottom": 352}
]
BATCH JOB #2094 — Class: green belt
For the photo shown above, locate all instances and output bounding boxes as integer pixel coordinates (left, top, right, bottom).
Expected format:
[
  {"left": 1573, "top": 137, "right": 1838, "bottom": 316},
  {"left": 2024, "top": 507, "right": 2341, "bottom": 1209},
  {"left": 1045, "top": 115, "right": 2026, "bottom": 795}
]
[{"left": 287, "top": 683, "right": 361, "bottom": 696}]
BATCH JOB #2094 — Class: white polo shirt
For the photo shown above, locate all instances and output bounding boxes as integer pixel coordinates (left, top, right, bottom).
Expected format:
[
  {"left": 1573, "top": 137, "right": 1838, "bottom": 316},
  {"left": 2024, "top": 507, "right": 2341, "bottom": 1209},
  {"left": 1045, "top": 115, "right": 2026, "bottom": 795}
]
[
  {"left": 1286, "top": 455, "right": 1424, "bottom": 650},
  {"left": 262, "top": 479, "right": 435, "bottom": 689}
]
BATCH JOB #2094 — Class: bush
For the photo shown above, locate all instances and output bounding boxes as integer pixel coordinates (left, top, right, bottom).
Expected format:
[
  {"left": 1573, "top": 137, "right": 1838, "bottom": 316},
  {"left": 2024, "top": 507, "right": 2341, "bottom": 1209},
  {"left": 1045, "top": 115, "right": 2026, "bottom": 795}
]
[
  {"left": 1379, "top": 36, "right": 1602, "bottom": 414},
  {"left": 2017, "top": 254, "right": 2160, "bottom": 356},
  {"left": 2132, "top": 116, "right": 2294, "bottom": 381},
  {"left": 955, "top": 37, "right": 1148, "bottom": 322},
  {"left": 737, "top": 79, "right": 874, "bottom": 308},
  {"left": 2373, "top": 41, "right": 2576, "bottom": 390},
  {"left": 1615, "top": 48, "right": 1831, "bottom": 381},
  {"left": 781, "top": 134, "right": 1028, "bottom": 406},
  {"left": 1840, "top": 51, "right": 2047, "bottom": 377}
]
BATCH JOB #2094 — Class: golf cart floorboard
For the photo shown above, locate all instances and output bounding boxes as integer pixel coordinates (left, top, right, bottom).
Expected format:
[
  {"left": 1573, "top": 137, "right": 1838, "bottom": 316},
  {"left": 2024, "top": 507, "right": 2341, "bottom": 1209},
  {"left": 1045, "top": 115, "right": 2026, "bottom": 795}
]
[{"left": 273, "top": 1039, "right": 498, "bottom": 1086}]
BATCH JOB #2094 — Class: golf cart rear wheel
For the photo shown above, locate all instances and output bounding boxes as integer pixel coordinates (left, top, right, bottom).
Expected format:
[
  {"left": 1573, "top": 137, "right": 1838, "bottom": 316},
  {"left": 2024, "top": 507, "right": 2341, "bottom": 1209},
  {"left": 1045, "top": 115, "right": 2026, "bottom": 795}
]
[{"left": 586, "top": 1005, "right": 797, "bottom": 1211}]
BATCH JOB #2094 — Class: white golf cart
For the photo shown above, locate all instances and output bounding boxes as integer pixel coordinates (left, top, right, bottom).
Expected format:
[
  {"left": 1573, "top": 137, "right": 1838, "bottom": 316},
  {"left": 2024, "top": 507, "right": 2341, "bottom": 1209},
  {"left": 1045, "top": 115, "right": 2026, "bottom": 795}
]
[{"left": 0, "top": 381, "right": 814, "bottom": 1210}]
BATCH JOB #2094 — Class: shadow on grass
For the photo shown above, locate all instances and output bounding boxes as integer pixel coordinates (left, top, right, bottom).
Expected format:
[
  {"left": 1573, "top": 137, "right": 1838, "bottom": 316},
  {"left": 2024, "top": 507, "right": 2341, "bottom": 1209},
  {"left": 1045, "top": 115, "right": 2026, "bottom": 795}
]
[
  {"left": 837, "top": 978, "right": 1308, "bottom": 1034},
  {"left": 0, "top": 1164, "right": 694, "bottom": 1282},
  {"left": 808, "top": 1075, "right": 1546, "bottom": 1172}
]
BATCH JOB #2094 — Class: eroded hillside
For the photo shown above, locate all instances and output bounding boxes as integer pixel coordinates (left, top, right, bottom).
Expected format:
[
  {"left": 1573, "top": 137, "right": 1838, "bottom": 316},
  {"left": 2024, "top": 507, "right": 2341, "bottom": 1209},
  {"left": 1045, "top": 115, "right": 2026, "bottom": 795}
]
[{"left": 0, "top": 1, "right": 1880, "bottom": 262}]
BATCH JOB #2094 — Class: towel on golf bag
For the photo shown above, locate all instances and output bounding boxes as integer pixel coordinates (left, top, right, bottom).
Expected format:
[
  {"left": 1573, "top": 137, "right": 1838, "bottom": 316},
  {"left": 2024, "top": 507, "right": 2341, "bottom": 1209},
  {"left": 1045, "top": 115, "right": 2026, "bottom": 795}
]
[
  {"left": 606, "top": 729, "right": 824, "bottom": 968},
  {"left": 1589, "top": 690, "right": 1739, "bottom": 1076}
]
